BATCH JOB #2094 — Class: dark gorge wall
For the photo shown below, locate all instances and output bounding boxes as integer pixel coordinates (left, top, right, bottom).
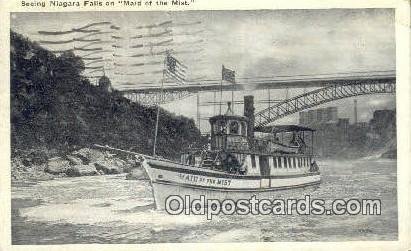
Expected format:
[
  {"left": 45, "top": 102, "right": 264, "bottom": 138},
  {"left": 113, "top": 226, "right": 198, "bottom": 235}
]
[{"left": 10, "top": 30, "right": 204, "bottom": 160}]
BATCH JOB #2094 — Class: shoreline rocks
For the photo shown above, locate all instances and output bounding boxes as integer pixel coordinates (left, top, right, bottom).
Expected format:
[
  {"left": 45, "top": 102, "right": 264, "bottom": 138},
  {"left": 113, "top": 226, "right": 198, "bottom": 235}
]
[
  {"left": 94, "top": 160, "right": 123, "bottom": 175},
  {"left": 45, "top": 157, "right": 71, "bottom": 175},
  {"left": 12, "top": 147, "right": 144, "bottom": 182},
  {"left": 126, "top": 168, "right": 148, "bottom": 180},
  {"left": 72, "top": 148, "right": 105, "bottom": 164},
  {"left": 66, "top": 155, "right": 83, "bottom": 165},
  {"left": 66, "top": 164, "right": 99, "bottom": 177}
]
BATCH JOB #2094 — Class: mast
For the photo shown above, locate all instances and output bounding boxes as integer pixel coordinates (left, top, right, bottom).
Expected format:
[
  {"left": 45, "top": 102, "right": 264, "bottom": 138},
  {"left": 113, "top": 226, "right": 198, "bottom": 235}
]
[
  {"left": 197, "top": 92, "right": 201, "bottom": 132},
  {"left": 153, "top": 55, "right": 167, "bottom": 156},
  {"left": 219, "top": 65, "right": 224, "bottom": 115},
  {"left": 231, "top": 83, "right": 234, "bottom": 113}
]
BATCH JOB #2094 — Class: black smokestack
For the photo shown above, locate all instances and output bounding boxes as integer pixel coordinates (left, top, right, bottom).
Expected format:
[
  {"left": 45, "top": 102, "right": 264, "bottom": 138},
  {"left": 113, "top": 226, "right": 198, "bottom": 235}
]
[{"left": 244, "top": 95, "right": 254, "bottom": 139}]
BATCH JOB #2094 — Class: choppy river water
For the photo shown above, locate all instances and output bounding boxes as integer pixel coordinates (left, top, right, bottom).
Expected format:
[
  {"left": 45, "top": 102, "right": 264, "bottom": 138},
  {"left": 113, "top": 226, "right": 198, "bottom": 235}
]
[{"left": 11, "top": 159, "right": 397, "bottom": 244}]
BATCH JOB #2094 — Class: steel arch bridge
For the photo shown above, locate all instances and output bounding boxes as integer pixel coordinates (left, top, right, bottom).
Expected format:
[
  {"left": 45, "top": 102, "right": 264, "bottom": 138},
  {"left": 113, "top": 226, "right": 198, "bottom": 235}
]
[
  {"left": 119, "top": 74, "right": 395, "bottom": 105},
  {"left": 254, "top": 78, "right": 396, "bottom": 129}
]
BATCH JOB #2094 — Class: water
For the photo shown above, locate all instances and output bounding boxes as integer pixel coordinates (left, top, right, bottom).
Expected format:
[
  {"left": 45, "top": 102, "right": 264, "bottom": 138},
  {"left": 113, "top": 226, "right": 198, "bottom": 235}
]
[{"left": 12, "top": 159, "right": 397, "bottom": 244}]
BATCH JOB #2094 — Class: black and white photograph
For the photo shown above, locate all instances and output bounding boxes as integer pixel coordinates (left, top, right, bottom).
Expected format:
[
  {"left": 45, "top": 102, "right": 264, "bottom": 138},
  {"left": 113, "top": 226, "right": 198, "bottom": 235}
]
[{"left": 3, "top": 4, "right": 409, "bottom": 248}]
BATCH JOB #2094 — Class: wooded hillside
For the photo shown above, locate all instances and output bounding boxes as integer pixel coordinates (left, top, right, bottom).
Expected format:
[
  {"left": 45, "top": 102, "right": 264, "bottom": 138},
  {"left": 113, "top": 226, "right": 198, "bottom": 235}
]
[{"left": 10, "top": 30, "right": 203, "bottom": 159}]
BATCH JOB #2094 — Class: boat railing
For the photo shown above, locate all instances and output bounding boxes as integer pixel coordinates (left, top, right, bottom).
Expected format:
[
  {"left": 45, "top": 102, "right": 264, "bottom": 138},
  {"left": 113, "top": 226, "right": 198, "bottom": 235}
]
[
  {"left": 249, "top": 137, "right": 313, "bottom": 155},
  {"left": 226, "top": 140, "right": 250, "bottom": 151}
]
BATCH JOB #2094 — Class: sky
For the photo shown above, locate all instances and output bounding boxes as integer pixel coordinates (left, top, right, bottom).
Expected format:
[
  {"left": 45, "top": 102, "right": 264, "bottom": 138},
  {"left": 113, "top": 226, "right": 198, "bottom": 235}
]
[{"left": 11, "top": 9, "right": 396, "bottom": 132}]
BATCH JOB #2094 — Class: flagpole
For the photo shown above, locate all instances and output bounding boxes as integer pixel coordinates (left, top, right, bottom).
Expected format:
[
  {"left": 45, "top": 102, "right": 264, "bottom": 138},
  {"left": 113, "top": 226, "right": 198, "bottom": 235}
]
[
  {"left": 213, "top": 91, "right": 216, "bottom": 115},
  {"left": 231, "top": 83, "right": 234, "bottom": 113},
  {"left": 197, "top": 92, "right": 201, "bottom": 132},
  {"left": 153, "top": 55, "right": 167, "bottom": 156},
  {"left": 219, "top": 65, "right": 223, "bottom": 115}
]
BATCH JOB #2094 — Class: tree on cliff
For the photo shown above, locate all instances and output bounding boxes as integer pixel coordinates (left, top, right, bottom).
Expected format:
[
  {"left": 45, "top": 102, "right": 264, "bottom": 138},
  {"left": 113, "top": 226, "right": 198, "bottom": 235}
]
[{"left": 10, "top": 30, "right": 204, "bottom": 159}]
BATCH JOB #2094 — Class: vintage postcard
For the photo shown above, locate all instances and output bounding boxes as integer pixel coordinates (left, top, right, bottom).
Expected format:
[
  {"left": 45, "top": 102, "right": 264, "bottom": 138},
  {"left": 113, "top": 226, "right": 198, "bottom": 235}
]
[{"left": 0, "top": 0, "right": 410, "bottom": 250}]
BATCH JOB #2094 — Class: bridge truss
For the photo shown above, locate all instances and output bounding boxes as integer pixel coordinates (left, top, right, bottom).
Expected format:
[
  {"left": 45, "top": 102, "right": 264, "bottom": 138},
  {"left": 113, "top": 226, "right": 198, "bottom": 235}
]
[
  {"left": 123, "top": 90, "right": 194, "bottom": 106},
  {"left": 254, "top": 78, "right": 396, "bottom": 129},
  {"left": 119, "top": 74, "right": 395, "bottom": 106}
]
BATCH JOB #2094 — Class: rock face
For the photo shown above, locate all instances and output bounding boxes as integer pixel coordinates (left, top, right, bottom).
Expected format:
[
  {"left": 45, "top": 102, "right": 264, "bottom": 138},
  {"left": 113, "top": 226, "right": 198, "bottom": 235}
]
[
  {"left": 126, "top": 168, "right": 148, "bottom": 180},
  {"left": 66, "top": 155, "right": 83, "bottom": 165},
  {"left": 45, "top": 157, "right": 71, "bottom": 174},
  {"left": 94, "top": 160, "right": 123, "bottom": 174},
  {"left": 66, "top": 164, "right": 98, "bottom": 177},
  {"left": 12, "top": 157, "right": 55, "bottom": 181},
  {"left": 39, "top": 148, "right": 135, "bottom": 178},
  {"left": 72, "top": 148, "right": 105, "bottom": 164}
]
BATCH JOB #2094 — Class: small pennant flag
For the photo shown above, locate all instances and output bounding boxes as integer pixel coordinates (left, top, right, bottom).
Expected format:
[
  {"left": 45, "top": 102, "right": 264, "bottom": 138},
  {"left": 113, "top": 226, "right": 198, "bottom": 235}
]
[
  {"left": 222, "top": 65, "right": 235, "bottom": 84},
  {"left": 165, "top": 52, "right": 187, "bottom": 84}
]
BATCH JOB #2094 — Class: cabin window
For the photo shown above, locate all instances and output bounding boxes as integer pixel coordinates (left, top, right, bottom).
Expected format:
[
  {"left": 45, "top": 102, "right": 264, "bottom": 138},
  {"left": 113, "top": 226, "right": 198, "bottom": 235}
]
[
  {"left": 273, "top": 157, "right": 277, "bottom": 168},
  {"left": 278, "top": 157, "right": 282, "bottom": 168},
  {"left": 217, "top": 120, "right": 226, "bottom": 134},
  {"left": 229, "top": 121, "right": 240, "bottom": 135},
  {"left": 212, "top": 123, "right": 219, "bottom": 134},
  {"left": 251, "top": 155, "right": 256, "bottom": 168},
  {"left": 241, "top": 122, "right": 247, "bottom": 136}
]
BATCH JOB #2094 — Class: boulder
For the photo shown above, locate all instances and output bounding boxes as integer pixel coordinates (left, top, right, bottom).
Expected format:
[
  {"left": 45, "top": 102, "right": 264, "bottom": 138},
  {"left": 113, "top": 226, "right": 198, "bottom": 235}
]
[
  {"left": 72, "top": 148, "right": 105, "bottom": 164},
  {"left": 126, "top": 168, "right": 148, "bottom": 180},
  {"left": 94, "top": 160, "right": 123, "bottom": 174},
  {"left": 45, "top": 157, "right": 71, "bottom": 175},
  {"left": 66, "top": 164, "right": 98, "bottom": 177},
  {"left": 27, "top": 150, "right": 49, "bottom": 165},
  {"left": 22, "top": 158, "right": 32, "bottom": 167},
  {"left": 121, "top": 157, "right": 139, "bottom": 173},
  {"left": 111, "top": 158, "right": 127, "bottom": 171},
  {"left": 66, "top": 155, "right": 83, "bottom": 165}
]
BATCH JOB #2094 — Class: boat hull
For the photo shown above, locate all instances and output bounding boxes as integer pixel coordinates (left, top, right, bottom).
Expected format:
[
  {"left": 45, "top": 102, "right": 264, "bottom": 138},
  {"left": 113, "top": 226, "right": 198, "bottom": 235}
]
[{"left": 142, "top": 157, "right": 321, "bottom": 210}]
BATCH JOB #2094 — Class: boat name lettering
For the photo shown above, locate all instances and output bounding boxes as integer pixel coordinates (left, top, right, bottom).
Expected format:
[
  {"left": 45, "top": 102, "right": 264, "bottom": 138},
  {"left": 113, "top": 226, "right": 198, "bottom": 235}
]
[{"left": 177, "top": 174, "right": 231, "bottom": 186}]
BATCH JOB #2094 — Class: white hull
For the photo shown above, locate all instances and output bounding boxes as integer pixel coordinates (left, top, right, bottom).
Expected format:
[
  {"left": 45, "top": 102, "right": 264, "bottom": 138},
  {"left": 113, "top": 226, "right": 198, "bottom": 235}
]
[{"left": 142, "top": 157, "right": 321, "bottom": 210}]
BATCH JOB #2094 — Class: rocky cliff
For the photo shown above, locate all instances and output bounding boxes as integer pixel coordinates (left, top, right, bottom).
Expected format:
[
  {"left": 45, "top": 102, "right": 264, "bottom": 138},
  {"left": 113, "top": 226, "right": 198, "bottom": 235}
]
[{"left": 10, "top": 30, "right": 204, "bottom": 180}]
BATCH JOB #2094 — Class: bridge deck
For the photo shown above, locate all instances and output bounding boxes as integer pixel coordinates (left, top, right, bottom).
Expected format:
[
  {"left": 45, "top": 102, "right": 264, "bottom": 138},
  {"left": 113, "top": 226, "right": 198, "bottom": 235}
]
[{"left": 119, "top": 74, "right": 395, "bottom": 94}]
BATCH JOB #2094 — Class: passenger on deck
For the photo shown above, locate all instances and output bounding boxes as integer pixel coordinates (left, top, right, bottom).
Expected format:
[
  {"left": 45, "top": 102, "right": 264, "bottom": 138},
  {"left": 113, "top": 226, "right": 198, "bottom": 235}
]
[{"left": 290, "top": 132, "right": 300, "bottom": 147}]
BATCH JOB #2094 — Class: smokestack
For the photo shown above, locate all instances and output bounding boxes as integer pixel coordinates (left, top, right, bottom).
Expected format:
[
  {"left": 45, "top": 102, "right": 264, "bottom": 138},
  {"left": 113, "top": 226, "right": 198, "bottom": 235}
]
[
  {"left": 244, "top": 95, "right": 255, "bottom": 139},
  {"left": 354, "top": 99, "right": 358, "bottom": 124}
]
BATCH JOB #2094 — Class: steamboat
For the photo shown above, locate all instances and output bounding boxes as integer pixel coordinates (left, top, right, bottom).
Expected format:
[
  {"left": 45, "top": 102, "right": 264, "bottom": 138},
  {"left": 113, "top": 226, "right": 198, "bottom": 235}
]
[{"left": 141, "top": 95, "right": 321, "bottom": 209}]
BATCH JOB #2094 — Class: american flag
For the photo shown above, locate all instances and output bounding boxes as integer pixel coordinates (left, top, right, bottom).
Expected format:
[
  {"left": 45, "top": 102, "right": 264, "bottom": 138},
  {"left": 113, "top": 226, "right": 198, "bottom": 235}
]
[
  {"left": 165, "top": 52, "right": 187, "bottom": 84},
  {"left": 222, "top": 65, "right": 235, "bottom": 84}
]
